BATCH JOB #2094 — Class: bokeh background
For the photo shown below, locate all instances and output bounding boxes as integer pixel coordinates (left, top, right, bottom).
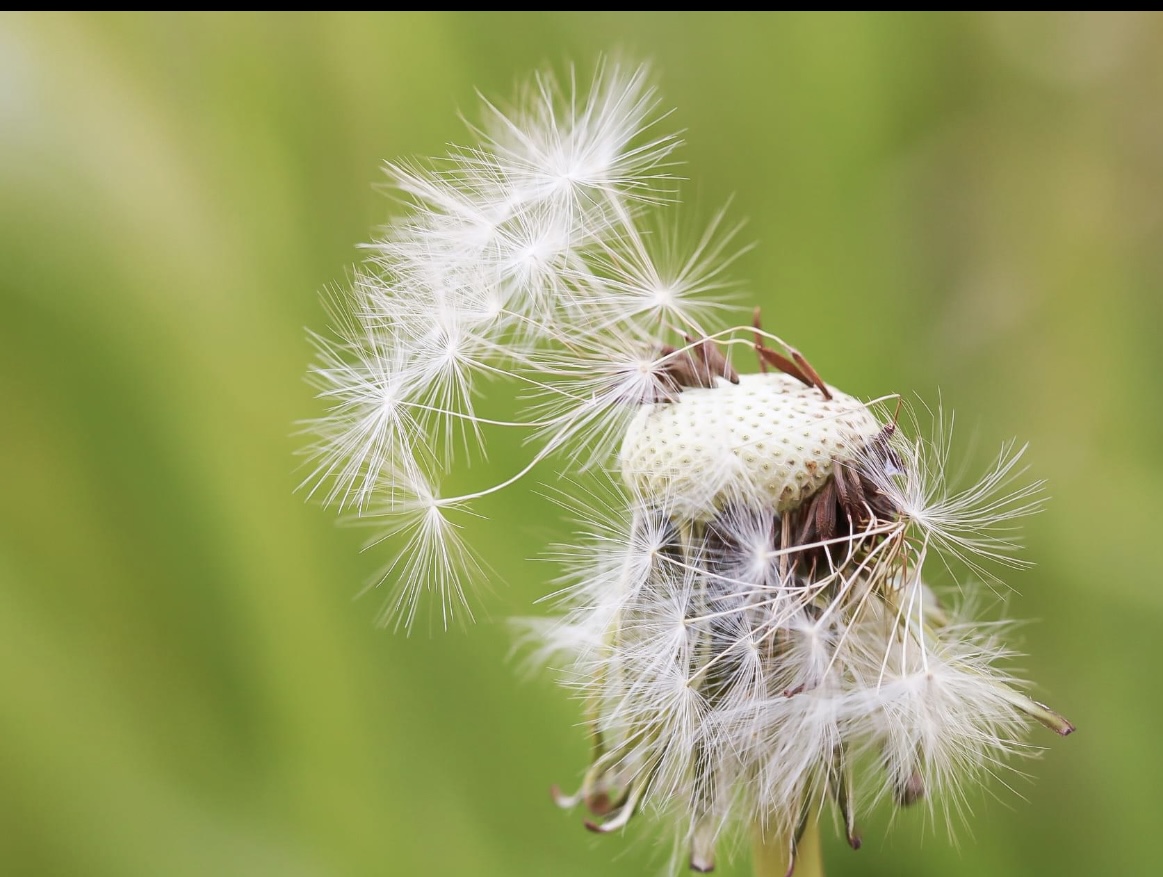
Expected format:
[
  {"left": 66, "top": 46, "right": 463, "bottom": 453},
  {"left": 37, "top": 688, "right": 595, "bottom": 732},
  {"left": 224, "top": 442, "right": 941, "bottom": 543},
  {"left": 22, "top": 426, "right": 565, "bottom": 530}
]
[{"left": 2, "top": 11, "right": 1160, "bottom": 877}]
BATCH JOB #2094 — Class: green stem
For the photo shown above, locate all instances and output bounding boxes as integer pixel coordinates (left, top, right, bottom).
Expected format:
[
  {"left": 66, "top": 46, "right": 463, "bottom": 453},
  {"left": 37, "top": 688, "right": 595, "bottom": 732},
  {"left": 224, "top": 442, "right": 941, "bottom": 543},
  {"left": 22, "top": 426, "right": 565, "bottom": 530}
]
[{"left": 752, "top": 818, "right": 824, "bottom": 877}]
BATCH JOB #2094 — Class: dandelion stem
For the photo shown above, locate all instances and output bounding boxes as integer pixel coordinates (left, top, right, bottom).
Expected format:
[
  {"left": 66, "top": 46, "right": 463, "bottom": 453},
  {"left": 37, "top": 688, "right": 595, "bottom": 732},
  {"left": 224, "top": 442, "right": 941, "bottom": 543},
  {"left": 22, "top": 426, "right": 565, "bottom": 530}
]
[{"left": 752, "top": 818, "right": 824, "bottom": 877}]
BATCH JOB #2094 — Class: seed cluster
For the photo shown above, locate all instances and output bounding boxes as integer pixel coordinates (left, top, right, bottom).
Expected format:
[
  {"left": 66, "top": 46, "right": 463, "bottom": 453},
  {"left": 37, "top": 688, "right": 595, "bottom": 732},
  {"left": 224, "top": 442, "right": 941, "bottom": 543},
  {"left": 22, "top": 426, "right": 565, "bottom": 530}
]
[
  {"left": 551, "top": 341, "right": 1072, "bottom": 872},
  {"left": 304, "top": 61, "right": 1073, "bottom": 877}
]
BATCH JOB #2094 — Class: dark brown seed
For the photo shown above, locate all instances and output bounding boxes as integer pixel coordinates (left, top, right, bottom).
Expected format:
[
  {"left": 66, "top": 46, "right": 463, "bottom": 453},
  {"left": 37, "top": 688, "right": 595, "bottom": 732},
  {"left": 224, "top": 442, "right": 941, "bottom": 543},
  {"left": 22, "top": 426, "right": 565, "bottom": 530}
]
[
  {"left": 788, "top": 347, "right": 833, "bottom": 401},
  {"left": 756, "top": 345, "right": 814, "bottom": 388},
  {"left": 684, "top": 332, "right": 739, "bottom": 384},
  {"left": 815, "top": 481, "right": 837, "bottom": 543}
]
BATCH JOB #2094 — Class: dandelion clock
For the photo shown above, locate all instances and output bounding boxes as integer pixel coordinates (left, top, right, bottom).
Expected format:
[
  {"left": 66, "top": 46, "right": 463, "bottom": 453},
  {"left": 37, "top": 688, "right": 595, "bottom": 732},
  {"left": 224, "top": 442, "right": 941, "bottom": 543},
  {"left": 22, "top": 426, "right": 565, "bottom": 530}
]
[{"left": 301, "top": 59, "right": 1072, "bottom": 876}]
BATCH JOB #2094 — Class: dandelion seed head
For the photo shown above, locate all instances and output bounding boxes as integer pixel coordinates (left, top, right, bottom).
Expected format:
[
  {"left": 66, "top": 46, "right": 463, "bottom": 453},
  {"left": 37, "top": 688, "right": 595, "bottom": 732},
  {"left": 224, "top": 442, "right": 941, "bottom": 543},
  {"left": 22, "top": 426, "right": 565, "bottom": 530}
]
[{"left": 301, "top": 57, "right": 1071, "bottom": 876}]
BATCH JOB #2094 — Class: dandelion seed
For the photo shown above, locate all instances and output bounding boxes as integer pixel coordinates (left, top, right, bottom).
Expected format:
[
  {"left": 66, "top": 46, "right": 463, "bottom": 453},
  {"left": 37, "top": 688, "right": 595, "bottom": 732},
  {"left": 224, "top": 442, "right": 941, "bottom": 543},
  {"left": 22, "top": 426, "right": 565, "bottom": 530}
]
[{"left": 302, "top": 58, "right": 1072, "bottom": 875}]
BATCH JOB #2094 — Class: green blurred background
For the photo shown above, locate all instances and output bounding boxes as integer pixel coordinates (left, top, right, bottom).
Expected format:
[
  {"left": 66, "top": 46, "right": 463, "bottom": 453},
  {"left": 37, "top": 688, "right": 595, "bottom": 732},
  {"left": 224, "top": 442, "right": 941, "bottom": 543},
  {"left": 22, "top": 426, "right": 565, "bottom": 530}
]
[{"left": 2, "top": 11, "right": 1159, "bottom": 877}]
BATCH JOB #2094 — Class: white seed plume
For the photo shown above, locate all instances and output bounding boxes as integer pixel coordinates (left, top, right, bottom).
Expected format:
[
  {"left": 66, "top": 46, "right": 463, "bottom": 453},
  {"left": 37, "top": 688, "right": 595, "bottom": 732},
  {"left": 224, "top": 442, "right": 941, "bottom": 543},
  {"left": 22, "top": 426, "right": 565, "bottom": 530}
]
[{"left": 303, "top": 59, "right": 1072, "bottom": 874}]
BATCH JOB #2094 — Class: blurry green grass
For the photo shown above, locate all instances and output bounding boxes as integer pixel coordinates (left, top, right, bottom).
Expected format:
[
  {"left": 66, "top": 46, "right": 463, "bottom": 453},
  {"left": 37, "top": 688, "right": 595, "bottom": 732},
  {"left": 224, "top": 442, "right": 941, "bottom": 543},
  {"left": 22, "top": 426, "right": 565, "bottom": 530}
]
[{"left": 1, "top": 12, "right": 1160, "bottom": 876}]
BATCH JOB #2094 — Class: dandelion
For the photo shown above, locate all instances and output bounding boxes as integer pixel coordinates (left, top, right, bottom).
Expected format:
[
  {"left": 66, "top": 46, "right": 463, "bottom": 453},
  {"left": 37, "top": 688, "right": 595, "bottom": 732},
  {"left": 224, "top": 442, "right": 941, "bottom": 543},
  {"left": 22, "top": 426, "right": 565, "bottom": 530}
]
[{"left": 302, "top": 59, "right": 1072, "bottom": 875}]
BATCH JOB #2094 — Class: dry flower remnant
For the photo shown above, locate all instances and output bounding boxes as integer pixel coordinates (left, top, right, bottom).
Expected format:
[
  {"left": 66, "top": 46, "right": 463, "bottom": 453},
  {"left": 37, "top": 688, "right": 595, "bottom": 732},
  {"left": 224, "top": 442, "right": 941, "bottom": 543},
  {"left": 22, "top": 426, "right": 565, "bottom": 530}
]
[{"left": 301, "top": 61, "right": 1072, "bottom": 876}]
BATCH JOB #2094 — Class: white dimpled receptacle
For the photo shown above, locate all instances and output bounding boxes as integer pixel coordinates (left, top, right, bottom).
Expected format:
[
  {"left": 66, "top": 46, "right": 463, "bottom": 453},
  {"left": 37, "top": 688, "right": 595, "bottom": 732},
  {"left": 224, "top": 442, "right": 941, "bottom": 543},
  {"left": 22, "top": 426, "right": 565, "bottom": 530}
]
[{"left": 620, "top": 372, "right": 883, "bottom": 518}]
